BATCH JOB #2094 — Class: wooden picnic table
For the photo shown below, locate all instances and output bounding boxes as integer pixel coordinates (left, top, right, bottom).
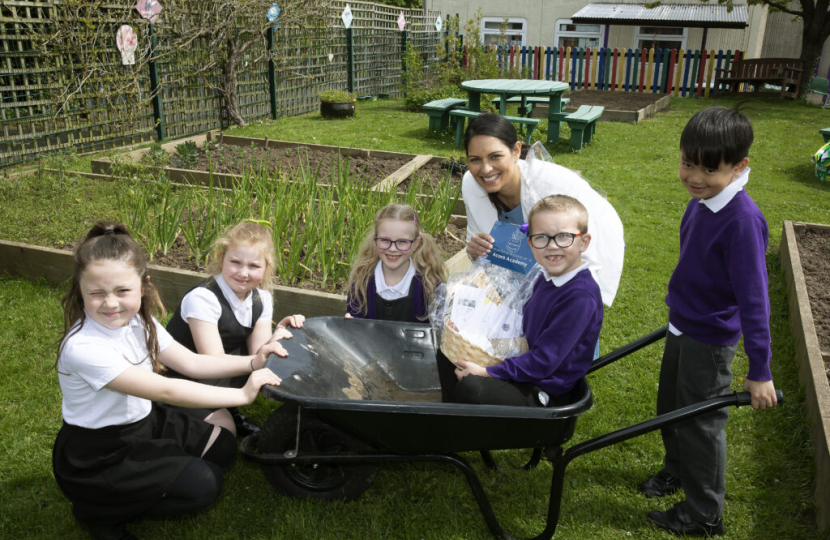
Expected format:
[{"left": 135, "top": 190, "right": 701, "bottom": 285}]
[{"left": 460, "top": 79, "right": 570, "bottom": 142}]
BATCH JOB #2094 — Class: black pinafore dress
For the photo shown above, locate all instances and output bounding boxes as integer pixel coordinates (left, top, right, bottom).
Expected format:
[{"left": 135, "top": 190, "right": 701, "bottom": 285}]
[{"left": 165, "top": 276, "right": 262, "bottom": 388}]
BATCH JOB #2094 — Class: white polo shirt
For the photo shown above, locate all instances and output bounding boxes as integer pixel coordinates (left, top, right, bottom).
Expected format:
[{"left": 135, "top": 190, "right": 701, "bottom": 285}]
[{"left": 58, "top": 314, "right": 173, "bottom": 429}]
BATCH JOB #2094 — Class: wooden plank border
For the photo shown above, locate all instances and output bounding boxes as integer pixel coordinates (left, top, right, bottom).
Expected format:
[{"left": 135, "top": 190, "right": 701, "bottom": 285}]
[{"left": 780, "top": 220, "right": 830, "bottom": 531}]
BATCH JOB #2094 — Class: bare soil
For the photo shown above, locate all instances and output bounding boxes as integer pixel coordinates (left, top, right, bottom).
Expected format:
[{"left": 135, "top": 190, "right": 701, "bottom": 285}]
[
  {"left": 795, "top": 227, "right": 830, "bottom": 380},
  {"left": 190, "top": 144, "right": 411, "bottom": 185},
  {"left": 563, "top": 89, "right": 668, "bottom": 112}
]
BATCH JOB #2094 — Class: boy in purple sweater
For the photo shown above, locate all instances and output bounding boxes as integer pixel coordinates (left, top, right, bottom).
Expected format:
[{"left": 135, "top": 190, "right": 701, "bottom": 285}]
[
  {"left": 451, "top": 195, "right": 603, "bottom": 407},
  {"left": 642, "top": 107, "right": 778, "bottom": 537}
]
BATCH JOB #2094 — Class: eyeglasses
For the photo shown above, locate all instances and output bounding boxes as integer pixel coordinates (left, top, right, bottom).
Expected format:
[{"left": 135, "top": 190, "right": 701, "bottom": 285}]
[
  {"left": 528, "top": 232, "right": 584, "bottom": 249},
  {"left": 374, "top": 237, "right": 418, "bottom": 251}
]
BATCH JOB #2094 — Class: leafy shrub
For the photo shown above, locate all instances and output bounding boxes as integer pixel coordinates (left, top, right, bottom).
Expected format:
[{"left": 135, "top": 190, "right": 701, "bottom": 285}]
[
  {"left": 318, "top": 90, "right": 357, "bottom": 102},
  {"left": 174, "top": 141, "right": 199, "bottom": 169}
]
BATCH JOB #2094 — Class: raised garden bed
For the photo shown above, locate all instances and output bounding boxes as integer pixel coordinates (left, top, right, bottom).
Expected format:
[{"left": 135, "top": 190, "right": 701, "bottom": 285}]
[
  {"left": 779, "top": 220, "right": 830, "bottom": 531},
  {"left": 0, "top": 239, "right": 470, "bottom": 320},
  {"left": 90, "top": 133, "right": 467, "bottom": 218},
  {"left": 532, "top": 90, "right": 671, "bottom": 123}
]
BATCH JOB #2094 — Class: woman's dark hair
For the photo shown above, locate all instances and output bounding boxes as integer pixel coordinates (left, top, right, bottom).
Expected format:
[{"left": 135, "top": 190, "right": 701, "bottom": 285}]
[
  {"left": 680, "top": 106, "right": 754, "bottom": 169},
  {"left": 463, "top": 113, "right": 520, "bottom": 214},
  {"left": 463, "top": 113, "right": 518, "bottom": 153},
  {"left": 54, "top": 221, "right": 166, "bottom": 373}
]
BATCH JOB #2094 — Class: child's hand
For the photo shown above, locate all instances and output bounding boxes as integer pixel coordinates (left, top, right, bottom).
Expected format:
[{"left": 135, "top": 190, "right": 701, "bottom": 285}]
[
  {"left": 278, "top": 314, "right": 305, "bottom": 329},
  {"left": 466, "top": 232, "right": 494, "bottom": 260},
  {"left": 242, "top": 368, "right": 282, "bottom": 403},
  {"left": 454, "top": 359, "right": 490, "bottom": 380},
  {"left": 269, "top": 327, "right": 294, "bottom": 342},
  {"left": 344, "top": 313, "right": 353, "bottom": 319},
  {"left": 253, "top": 340, "right": 288, "bottom": 369},
  {"left": 743, "top": 378, "right": 777, "bottom": 409}
]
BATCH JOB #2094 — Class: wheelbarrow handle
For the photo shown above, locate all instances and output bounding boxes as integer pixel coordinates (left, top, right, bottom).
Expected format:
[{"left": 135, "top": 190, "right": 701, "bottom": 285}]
[
  {"left": 588, "top": 326, "right": 668, "bottom": 373},
  {"left": 560, "top": 389, "right": 784, "bottom": 465}
]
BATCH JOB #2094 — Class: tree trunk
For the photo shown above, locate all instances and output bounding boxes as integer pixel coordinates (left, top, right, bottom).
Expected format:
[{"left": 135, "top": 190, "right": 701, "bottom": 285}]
[
  {"left": 223, "top": 37, "right": 246, "bottom": 127},
  {"left": 797, "top": 5, "right": 828, "bottom": 98}
]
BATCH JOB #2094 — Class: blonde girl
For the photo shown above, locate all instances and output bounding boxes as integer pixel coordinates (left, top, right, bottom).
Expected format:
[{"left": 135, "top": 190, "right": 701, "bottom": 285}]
[
  {"left": 52, "top": 222, "right": 285, "bottom": 540},
  {"left": 166, "top": 220, "right": 304, "bottom": 435},
  {"left": 347, "top": 204, "right": 447, "bottom": 322}
]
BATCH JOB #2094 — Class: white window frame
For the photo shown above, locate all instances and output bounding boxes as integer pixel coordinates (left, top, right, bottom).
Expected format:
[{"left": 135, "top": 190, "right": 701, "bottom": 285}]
[
  {"left": 554, "top": 18, "right": 604, "bottom": 49},
  {"left": 633, "top": 26, "right": 688, "bottom": 51},
  {"left": 481, "top": 17, "right": 527, "bottom": 48}
]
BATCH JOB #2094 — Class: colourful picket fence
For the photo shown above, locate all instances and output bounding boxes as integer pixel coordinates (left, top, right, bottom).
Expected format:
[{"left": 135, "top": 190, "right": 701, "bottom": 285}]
[{"left": 464, "top": 45, "right": 746, "bottom": 98}]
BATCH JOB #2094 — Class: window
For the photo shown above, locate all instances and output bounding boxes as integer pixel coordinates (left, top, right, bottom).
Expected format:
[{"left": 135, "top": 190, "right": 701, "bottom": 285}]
[
  {"left": 634, "top": 26, "right": 687, "bottom": 51},
  {"left": 554, "top": 19, "right": 603, "bottom": 49},
  {"left": 481, "top": 17, "right": 527, "bottom": 48}
]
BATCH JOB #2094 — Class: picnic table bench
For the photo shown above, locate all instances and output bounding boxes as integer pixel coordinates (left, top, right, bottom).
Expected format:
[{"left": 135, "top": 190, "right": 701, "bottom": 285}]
[
  {"left": 715, "top": 58, "right": 803, "bottom": 100},
  {"left": 490, "top": 96, "right": 571, "bottom": 117},
  {"left": 448, "top": 109, "right": 540, "bottom": 147},
  {"left": 564, "top": 105, "right": 604, "bottom": 151},
  {"left": 423, "top": 98, "right": 468, "bottom": 132}
]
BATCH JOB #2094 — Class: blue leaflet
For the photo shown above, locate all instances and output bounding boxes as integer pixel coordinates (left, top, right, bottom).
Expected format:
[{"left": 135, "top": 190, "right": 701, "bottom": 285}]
[{"left": 487, "top": 221, "right": 536, "bottom": 275}]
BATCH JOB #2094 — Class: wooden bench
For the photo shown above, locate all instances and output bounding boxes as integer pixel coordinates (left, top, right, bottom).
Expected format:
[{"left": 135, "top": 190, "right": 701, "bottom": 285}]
[
  {"left": 564, "top": 105, "right": 604, "bottom": 151},
  {"left": 491, "top": 96, "right": 571, "bottom": 116},
  {"left": 448, "top": 109, "right": 541, "bottom": 147},
  {"left": 821, "top": 128, "right": 830, "bottom": 143},
  {"left": 423, "top": 98, "right": 468, "bottom": 132},
  {"left": 715, "top": 58, "right": 803, "bottom": 100}
]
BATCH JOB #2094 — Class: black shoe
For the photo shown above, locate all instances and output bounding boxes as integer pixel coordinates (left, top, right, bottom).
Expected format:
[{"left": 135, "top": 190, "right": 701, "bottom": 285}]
[
  {"left": 638, "top": 470, "right": 682, "bottom": 498},
  {"left": 647, "top": 506, "right": 724, "bottom": 537},
  {"left": 231, "top": 409, "right": 260, "bottom": 437}
]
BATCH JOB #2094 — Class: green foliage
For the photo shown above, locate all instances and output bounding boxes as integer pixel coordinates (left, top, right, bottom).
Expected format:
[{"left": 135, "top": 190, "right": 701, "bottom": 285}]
[
  {"left": 174, "top": 141, "right": 199, "bottom": 169},
  {"left": 400, "top": 9, "right": 510, "bottom": 112},
  {"left": 140, "top": 142, "right": 171, "bottom": 168},
  {"left": 318, "top": 90, "right": 357, "bottom": 103}
]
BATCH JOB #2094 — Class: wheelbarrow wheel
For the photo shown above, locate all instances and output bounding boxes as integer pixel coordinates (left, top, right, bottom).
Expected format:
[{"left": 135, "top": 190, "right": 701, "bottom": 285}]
[{"left": 259, "top": 404, "right": 378, "bottom": 501}]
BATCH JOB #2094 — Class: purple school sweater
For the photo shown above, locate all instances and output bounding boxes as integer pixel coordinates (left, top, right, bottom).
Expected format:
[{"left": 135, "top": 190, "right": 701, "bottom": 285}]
[
  {"left": 665, "top": 190, "right": 772, "bottom": 381},
  {"left": 487, "top": 269, "right": 603, "bottom": 396}
]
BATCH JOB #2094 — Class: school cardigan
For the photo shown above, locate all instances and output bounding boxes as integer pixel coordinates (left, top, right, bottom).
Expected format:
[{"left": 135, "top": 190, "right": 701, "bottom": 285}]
[
  {"left": 665, "top": 189, "right": 772, "bottom": 381},
  {"left": 487, "top": 269, "right": 603, "bottom": 396},
  {"left": 347, "top": 274, "right": 427, "bottom": 322},
  {"left": 462, "top": 154, "right": 625, "bottom": 307}
]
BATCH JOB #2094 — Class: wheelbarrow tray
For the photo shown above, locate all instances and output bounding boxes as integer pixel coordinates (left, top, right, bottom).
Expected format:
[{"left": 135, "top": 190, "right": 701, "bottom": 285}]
[{"left": 262, "top": 317, "right": 592, "bottom": 454}]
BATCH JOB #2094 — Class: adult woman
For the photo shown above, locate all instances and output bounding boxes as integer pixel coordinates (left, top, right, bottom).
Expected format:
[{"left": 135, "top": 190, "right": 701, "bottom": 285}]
[{"left": 462, "top": 113, "right": 624, "bottom": 306}]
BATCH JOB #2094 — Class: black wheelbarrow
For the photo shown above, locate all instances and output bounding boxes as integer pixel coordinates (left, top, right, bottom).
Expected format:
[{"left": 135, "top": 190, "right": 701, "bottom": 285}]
[{"left": 241, "top": 316, "right": 781, "bottom": 540}]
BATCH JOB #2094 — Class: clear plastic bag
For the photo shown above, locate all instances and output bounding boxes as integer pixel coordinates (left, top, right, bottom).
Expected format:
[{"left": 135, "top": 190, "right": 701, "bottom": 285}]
[{"left": 430, "top": 259, "right": 540, "bottom": 366}]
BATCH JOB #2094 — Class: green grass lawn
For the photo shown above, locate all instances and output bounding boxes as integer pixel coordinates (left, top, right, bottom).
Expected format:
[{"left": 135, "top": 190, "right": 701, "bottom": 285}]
[{"left": 2, "top": 96, "right": 829, "bottom": 539}]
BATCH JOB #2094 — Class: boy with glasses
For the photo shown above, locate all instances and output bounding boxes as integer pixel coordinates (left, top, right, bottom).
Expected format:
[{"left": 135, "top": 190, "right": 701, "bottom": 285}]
[
  {"left": 451, "top": 195, "right": 602, "bottom": 407},
  {"left": 641, "top": 106, "right": 777, "bottom": 537}
]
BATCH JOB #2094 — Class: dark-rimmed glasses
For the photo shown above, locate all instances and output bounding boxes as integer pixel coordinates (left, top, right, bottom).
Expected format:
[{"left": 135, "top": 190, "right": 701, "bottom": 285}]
[
  {"left": 374, "top": 237, "right": 418, "bottom": 251},
  {"left": 528, "top": 232, "right": 584, "bottom": 249}
]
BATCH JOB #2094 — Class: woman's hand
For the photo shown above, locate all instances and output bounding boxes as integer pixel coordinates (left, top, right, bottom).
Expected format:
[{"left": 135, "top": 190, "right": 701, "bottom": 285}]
[
  {"left": 466, "top": 232, "right": 494, "bottom": 260},
  {"left": 454, "top": 359, "right": 490, "bottom": 380},
  {"left": 278, "top": 314, "right": 305, "bottom": 329},
  {"left": 242, "top": 368, "right": 282, "bottom": 403},
  {"left": 252, "top": 340, "right": 288, "bottom": 370}
]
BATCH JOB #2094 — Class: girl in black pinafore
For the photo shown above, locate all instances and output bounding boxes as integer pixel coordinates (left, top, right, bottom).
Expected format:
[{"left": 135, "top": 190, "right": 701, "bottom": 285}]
[
  {"left": 52, "top": 222, "right": 287, "bottom": 540},
  {"left": 166, "top": 221, "right": 304, "bottom": 435}
]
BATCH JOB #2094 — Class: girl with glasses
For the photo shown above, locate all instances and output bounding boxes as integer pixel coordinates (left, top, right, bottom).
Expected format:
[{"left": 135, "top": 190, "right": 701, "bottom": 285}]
[{"left": 346, "top": 204, "right": 447, "bottom": 322}]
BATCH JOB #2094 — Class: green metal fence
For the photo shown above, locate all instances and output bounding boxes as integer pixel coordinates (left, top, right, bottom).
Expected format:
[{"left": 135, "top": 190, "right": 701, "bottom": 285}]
[{"left": 0, "top": 0, "right": 443, "bottom": 167}]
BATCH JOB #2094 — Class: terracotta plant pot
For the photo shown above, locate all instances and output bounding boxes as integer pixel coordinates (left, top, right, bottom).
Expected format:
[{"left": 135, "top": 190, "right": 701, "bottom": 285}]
[{"left": 321, "top": 100, "right": 355, "bottom": 118}]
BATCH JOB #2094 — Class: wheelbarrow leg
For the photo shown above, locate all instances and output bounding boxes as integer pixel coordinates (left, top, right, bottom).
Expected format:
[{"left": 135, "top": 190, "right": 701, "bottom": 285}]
[
  {"left": 522, "top": 448, "right": 543, "bottom": 470},
  {"left": 480, "top": 451, "right": 501, "bottom": 470}
]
